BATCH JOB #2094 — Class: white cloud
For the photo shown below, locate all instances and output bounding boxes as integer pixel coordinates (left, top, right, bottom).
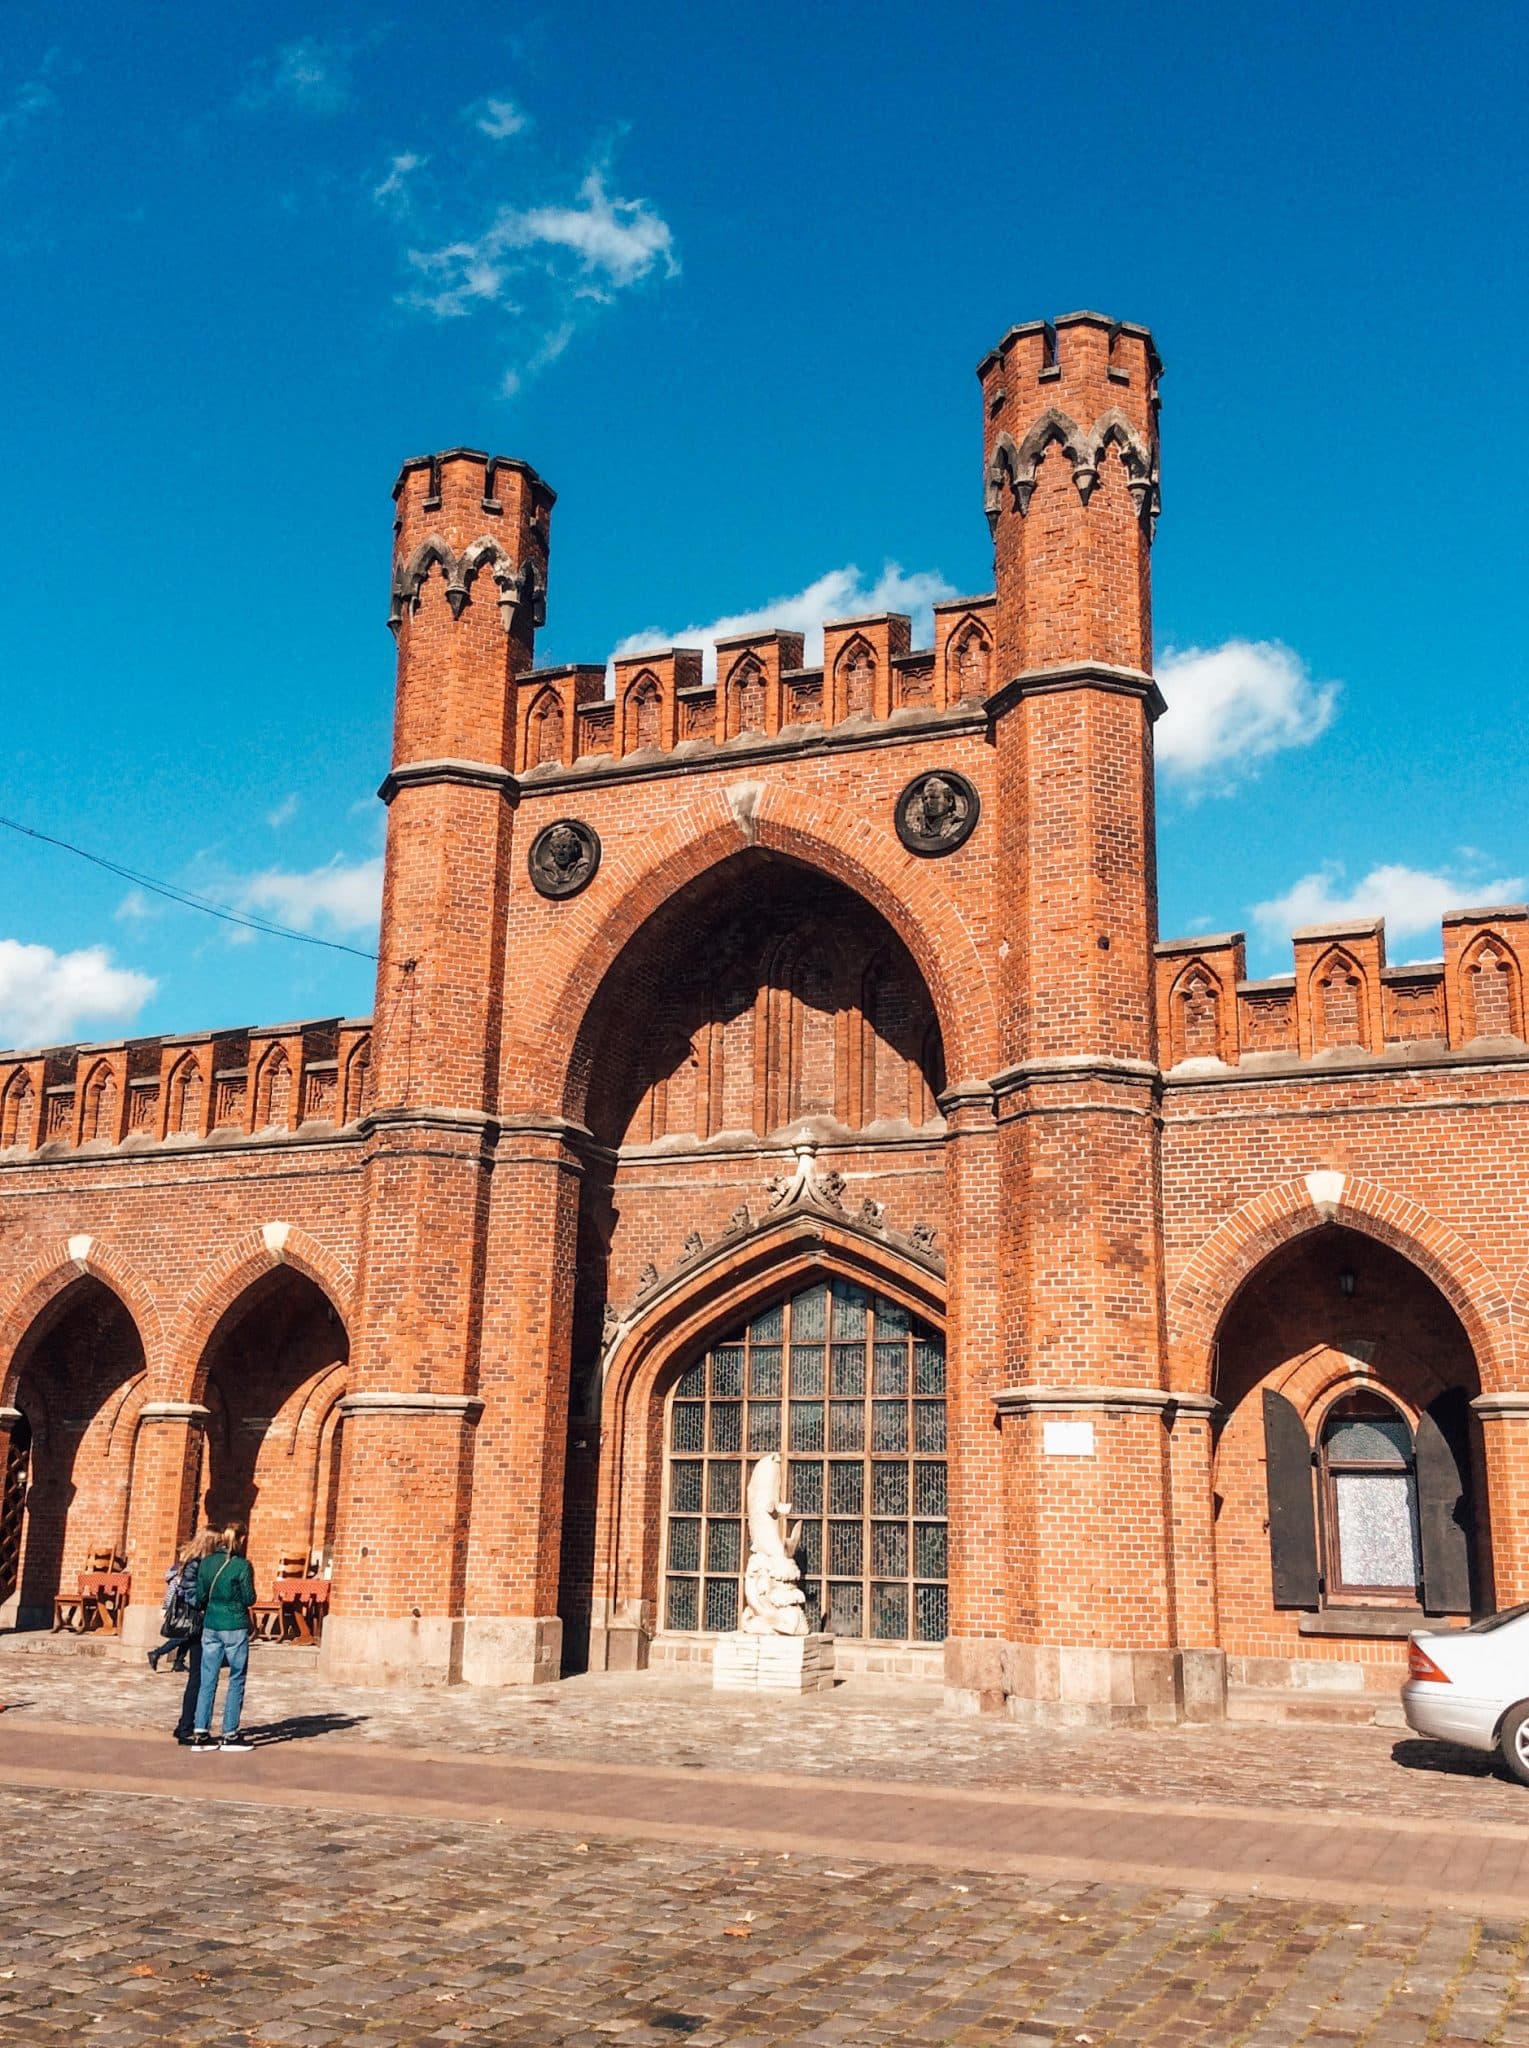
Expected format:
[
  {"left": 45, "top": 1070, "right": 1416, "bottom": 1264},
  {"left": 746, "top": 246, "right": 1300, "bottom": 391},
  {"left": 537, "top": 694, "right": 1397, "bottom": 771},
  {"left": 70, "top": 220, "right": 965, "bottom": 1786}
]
[
  {"left": 0, "top": 941, "right": 155, "bottom": 1050},
  {"left": 473, "top": 97, "right": 528, "bottom": 140},
  {"left": 235, "top": 856, "right": 383, "bottom": 937},
  {"left": 1156, "top": 639, "right": 1338, "bottom": 793},
  {"left": 407, "top": 169, "right": 676, "bottom": 314},
  {"left": 265, "top": 793, "right": 300, "bottom": 829},
  {"left": 1252, "top": 861, "right": 1526, "bottom": 951},
  {"left": 611, "top": 564, "right": 958, "bottom": 684},
  {"left": 240, "top": 38, "right": 351, "bottom": 114},
  {"left": 400, "top": 166, "right": 677, "bottom": 384},
  {"left": 372, "top": 152, "right": 426, "bottom": 213}
]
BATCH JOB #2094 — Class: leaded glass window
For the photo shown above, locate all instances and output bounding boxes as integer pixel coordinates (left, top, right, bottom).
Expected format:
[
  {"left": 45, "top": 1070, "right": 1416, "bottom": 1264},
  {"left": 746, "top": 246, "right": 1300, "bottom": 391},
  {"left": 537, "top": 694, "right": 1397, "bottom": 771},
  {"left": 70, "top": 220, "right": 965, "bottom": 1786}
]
[
  {"left": 1320, "top": 1393, "right": 1420, "bottom": 1598},
  {"left": 663, "top": 1281, "right": 947, "bottom": 1641}
]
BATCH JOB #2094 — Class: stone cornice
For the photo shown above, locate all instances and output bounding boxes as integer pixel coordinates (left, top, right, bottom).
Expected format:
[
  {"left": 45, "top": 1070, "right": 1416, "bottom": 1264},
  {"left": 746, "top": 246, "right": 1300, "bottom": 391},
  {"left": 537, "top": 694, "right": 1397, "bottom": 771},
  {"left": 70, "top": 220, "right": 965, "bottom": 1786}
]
[
  {"left": 994, "top": 1386, "right": 1219, "bottom": 1418},
  {"left": 991, "top": 1054, "right": 1161, "bottom": 1100},
  {"left": 988, "top": 661, "right": 1168, "bottom": 723},
  {"left": 379, "top": 758, "right": 518, "bottom": 805},
  {"left": 137, "top": 1402, "right": 211, "bottom": 1424},
  {"left": 340, "top": 1392, "right": 485, "bottom": 1418},
  {"left": 1471, "top": 1394, "right": 1529, "bottom": 1419}
]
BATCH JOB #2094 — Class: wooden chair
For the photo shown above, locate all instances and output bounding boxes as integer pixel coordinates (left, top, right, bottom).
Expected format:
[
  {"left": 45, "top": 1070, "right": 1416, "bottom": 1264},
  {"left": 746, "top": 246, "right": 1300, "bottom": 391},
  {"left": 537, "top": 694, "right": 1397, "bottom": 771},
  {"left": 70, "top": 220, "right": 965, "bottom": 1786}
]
[{"left": 53, "top": 1544, "right": 128, "bottom": 1632}]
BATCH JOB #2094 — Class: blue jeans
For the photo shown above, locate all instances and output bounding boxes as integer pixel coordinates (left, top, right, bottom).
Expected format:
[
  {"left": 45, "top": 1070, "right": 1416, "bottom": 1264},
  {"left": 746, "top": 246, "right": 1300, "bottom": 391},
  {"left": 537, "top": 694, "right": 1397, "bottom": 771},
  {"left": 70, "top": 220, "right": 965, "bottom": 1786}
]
[{"left": 194, "top": 1628, "right": 250, "bottom": 1736}]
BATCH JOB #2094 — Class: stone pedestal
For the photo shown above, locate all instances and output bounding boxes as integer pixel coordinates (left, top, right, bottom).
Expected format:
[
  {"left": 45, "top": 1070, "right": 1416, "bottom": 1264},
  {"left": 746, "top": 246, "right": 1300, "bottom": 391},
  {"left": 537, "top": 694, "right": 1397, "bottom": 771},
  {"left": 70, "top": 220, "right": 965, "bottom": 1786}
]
[{"left": 713, "top": 1631, "right": 835, "bottom": 1694}]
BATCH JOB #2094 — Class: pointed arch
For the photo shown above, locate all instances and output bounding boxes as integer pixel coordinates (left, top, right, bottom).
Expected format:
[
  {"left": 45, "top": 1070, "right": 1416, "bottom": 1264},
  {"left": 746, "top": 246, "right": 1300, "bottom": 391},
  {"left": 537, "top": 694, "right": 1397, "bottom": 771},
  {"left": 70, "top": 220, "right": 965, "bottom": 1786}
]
[
  {"left": 623, "top": 670, "right": 663, "bottom": 753},
  {"left": 1, "top": 1068, "right": 35, "bottom": 1150},
  {"left": 944, "top": 615, "right": 991, "bottom": 704},
  {"left": 1167, "top": 957, "right": 1226, "bottom": 1067},
  {"left": 515, "top": 783, "right": 997, "bottom": 1119},
  {"left": 526, "top": 685, "right": 566, "bottom": 768},
  {"left": 253, "top": 1044, "right": 294, "bottom": 1131},
  {"left": 167, "top": 1225, "right": 356, "bottom": 1402},
  {"left": 1167, "top": 1174, "right": 1513, "bottom": 1396},
  {"left": 342, "top": 1035, "right": 372, "bottom": 1123},
  {"left": 1461, "top": 931, "right": 1523, "bottom": 1041},
  {"left": 165, "top": 1053, "right": 205, "bottom": 1137},
  {"left": 724, "top": 652, "right": 767, "bottom": 738},
  {"left": 79, "top": 1061, "right": 118, "bottom": 1145},
  {"left": 834, "top": 634, "right": 877, "bottom": 719},
  {"left": 589, "top": 1215, "right": 946, "bottom": 1657},
  {"left": 1309, "top": 944, "right": 1368, "bottom": 1052},
  {"left": 0, "top": 1242, "right": 165, "bottom": 1405}
]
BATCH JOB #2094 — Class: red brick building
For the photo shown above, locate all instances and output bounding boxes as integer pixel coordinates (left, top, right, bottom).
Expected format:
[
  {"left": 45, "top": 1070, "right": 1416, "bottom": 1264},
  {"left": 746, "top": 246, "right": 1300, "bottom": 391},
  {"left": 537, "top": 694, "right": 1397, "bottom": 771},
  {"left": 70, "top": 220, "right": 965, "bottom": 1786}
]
[{"left": 3, "top": 311, "right": 1526, "bottom": 1721}]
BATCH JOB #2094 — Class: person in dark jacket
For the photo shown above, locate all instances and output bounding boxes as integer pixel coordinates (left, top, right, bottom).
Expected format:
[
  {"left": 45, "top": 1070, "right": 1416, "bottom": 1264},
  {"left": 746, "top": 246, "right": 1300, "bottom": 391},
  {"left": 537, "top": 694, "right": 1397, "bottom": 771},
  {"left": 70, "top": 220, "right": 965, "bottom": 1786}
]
[
  {"left": 190, "top": 1522, "right": 256, "bottom": 1752},
  {"left": 149, "top": 1528, "right": 215, "bottom": 1674}
]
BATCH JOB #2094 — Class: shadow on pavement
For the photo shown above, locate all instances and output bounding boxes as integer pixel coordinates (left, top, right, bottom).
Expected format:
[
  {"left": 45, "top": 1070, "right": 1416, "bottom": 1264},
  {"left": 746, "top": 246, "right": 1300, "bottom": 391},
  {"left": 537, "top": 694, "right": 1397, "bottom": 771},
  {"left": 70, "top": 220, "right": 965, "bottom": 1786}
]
[
  {"left": 1391, "top": 1735, "right": 1507, "bottom": 1782},
  {"left": 246, "top": 1712, "right": 368, "bottom": 1746}
]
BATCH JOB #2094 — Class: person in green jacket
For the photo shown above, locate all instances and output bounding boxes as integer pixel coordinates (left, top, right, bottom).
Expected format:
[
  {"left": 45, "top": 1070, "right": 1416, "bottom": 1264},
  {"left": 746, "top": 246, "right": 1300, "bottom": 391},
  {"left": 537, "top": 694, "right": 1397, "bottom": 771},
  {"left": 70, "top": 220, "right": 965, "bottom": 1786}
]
[{"left": 190, "top": 1522, "right": 256, "bottom": 1752}]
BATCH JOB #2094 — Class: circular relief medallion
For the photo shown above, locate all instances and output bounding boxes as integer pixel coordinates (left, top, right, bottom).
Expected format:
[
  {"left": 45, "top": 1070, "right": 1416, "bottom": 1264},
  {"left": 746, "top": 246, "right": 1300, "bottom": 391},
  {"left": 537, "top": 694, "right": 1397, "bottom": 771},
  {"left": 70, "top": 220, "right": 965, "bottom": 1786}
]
[
  {"left": 528, "top": 818, "right": 601, "bottom": 899},
  {"left": 895, "top": 771, "right": 980, "bottom": 856}
]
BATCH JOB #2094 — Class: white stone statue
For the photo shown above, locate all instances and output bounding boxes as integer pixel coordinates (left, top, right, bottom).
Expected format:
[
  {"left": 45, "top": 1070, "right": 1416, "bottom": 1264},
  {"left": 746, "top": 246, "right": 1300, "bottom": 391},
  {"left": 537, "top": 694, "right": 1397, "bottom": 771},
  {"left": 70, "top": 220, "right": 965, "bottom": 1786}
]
[{"left": 740, "top": 1452, "right": 809, "bottom": 1636}]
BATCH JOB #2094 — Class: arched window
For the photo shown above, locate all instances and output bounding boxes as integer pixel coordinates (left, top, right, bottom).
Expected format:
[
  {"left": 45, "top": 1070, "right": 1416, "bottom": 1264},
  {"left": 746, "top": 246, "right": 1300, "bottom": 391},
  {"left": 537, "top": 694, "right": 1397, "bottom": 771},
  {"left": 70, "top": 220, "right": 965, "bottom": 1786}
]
[
  {"left": 1319, "top": 1393, "right": 1420, "bottom": 1599},
  {"left": 663, "top": 1280, "right": 947, "bottom": 1642}
]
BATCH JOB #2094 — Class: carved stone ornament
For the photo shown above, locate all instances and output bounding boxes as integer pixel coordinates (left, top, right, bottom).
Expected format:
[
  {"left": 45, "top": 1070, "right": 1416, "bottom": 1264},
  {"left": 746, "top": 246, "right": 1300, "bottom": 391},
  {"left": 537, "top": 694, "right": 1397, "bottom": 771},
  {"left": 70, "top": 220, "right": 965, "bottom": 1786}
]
[
  {"left": 740, "top": 1453, "right": 809, "bottom": 1637},
  {"left": 767, "top": 1142, "right": 847, "bottom": 1217},
  {"left": 681, "top": 1229, "right": 705, "bottom": 1258},
  {"left": 895, "top": 771, "right": 980, "bottom": 857},
  {"left": 528, "top": 819, "right": 601, "bottom": 899}
]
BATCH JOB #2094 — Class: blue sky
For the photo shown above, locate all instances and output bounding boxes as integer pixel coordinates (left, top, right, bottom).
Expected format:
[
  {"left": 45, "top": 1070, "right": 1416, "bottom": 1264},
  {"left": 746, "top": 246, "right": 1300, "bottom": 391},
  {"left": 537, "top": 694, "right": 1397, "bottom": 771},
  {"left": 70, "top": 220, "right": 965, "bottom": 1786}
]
[{"left": 2, "top": 2, "right": 1526, "bottom": 1048}]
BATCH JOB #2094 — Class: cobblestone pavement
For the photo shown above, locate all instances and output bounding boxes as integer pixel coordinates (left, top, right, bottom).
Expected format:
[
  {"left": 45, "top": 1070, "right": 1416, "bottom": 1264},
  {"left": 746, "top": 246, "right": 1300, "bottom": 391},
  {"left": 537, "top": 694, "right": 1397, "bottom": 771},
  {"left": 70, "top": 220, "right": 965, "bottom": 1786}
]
[
  {"left": 5, "top": 1781, "right": 1529, "bottom": 2048},
  {"left": 6, "top": 1638, "right": 1529, "bottom": 2045},
  {"left": 2, "top": 1634, "right": 1522, "bottom": 1827}
]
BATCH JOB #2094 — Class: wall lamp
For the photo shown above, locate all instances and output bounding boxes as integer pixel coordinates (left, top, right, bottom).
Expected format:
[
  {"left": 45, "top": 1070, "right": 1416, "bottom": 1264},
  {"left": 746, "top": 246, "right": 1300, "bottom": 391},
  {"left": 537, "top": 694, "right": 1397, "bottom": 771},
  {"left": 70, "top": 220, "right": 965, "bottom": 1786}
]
[{"left": 1338, "top": 1268, "right": 1357, "bottom": 1299}]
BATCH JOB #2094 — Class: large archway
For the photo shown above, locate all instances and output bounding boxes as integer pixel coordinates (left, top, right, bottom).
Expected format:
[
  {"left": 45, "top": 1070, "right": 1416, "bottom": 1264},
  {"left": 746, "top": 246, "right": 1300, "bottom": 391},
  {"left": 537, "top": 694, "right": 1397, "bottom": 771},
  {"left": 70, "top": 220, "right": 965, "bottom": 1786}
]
[
  {"left": 556, "top": 852, "right": 951, "bottom": 1674},
  {"left": 195, "top": 1269, "right": 349, "bottom": 1595},
  {"left": 1211, "top": 1224, "right": 1490, "bottom": 1682},
  {"left": 2, "top": 1277, "right": 145, "bottom": 1627}
]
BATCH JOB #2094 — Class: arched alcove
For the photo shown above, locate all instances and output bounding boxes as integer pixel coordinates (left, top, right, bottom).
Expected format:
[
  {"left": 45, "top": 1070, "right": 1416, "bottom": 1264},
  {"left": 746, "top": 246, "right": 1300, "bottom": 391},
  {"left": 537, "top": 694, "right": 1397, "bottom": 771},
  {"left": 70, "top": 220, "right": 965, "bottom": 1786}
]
[
  {"left": 4, "top": 1277, "right": 145, "bottom": 1625},
  {"left": 1212, "top": 1224, "right": 1490, "bottom": 1669},
  {"left": 196, "top": 1269, "right": 349, "bottom": 1593}
]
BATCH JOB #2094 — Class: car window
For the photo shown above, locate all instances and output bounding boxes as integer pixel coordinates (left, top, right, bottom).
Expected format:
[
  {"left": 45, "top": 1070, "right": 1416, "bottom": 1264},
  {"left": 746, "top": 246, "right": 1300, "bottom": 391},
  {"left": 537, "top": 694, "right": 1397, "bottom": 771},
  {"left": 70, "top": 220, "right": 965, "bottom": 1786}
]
[{"left": 1462, "top": 1602, "right": 1529, "bottom": 1635}]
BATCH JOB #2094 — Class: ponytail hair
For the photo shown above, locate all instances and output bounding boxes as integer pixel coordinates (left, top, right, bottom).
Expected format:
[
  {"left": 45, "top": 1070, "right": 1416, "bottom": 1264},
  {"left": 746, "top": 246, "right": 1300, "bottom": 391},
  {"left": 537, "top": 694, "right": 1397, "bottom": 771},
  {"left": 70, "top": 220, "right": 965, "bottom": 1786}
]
[{"left": 217, "top": 1521, "right": 249, "bottom": 1557}]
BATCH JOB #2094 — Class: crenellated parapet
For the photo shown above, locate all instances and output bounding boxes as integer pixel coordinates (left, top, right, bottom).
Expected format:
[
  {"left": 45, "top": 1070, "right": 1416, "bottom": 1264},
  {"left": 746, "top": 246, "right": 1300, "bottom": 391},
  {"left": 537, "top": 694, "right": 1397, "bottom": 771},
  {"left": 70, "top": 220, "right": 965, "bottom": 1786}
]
[
  {"left": 1156, "top": 905, "right": 1529, "bottom": 1070},
  {"left": 509, "top": 597, "right": 996, "bottom": 775},
  {"left": 0, "top": 1016, "right": 374, "bottom": 1156}
]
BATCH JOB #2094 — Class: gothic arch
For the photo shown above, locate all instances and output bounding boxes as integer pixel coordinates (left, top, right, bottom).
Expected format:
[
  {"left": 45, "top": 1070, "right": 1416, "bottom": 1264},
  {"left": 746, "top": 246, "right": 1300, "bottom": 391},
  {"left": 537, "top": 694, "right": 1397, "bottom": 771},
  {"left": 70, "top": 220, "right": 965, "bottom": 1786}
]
[
  {"left": 1307, "top": 945, "right": 1370, "bottom": 1053},
  {"left": 165, "top": 1053, "right": 205, "bottom": 1137},
  {"left": 834, "top": 634, "right": 877, "bottom": 719},
  {"left": 623, "top": 670, "right": 663, "bottom": 752},
  {"left": 79, "top": 1061, "right": 118, "bottom": 1145},
  {"left": 253, "top": 1044, "right": 293, "bottom": 1130},
  {"left": 168, "top": 1226, "right": 356, "bottom": 1401},
  {"left": 724, "top": 652, "right": 768, "bottom": 737},
  {"left": 945, "top": 616, "right": 991, "bottom": 703},
  {"left": 518, "top": 783, "right": 998, "bottom": 1116},
  {"left": 1167, "top": 957, "right": 1226, "bottom": 1067},
  {"left": 587, "top": 1215, "right": 947, "bottom": 1650},
  {"left": 0, "top": 1244, "right": 164, "bottom": 1406},
  {"left": 1167, "top": 1175, "right": 1513, "bottom": 1395},
  {"left": 525, "top": 685, "right": 566, "bottom": 768},
  {"left": 1460, "top": 931, "right": 1523, "bottom": 1041},
  {"left": 342, "top": 1035, "right": 372, "bottom": 1122},
  {"left": 1, "top": 1068, "right": 35, "bottom": 1150}
]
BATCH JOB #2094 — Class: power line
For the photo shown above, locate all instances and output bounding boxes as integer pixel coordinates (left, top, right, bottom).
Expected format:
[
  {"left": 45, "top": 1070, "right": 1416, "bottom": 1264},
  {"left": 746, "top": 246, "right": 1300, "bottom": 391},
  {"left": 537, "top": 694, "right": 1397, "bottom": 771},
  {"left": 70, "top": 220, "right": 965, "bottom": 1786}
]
[{"left": 0, "top": 812, "right": 380, "bottom": 963}]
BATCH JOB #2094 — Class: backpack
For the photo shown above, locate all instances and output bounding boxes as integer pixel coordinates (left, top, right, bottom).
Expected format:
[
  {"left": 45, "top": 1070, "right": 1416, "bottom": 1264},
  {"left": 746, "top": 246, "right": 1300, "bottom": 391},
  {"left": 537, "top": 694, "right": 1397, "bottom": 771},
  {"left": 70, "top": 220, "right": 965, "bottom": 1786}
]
[{"left": 161, "top": 1558, "right": 203, "bottom": 1641}]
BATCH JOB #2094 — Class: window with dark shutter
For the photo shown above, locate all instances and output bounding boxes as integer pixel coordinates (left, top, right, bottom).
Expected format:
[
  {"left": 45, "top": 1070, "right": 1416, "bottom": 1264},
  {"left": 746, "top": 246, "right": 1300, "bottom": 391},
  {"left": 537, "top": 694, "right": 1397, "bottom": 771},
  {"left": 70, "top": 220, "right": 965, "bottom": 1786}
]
[{"left": 1263, "top": 1388, "right": 1320, "bottom": 1608}]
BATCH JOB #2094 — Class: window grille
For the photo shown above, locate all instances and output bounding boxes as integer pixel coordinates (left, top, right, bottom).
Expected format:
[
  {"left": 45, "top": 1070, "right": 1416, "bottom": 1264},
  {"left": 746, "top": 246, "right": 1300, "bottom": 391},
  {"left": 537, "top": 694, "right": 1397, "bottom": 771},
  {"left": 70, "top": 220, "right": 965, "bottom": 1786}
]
[{"left": 663, "top": 1281, "right": 947, "bottom": 1641}]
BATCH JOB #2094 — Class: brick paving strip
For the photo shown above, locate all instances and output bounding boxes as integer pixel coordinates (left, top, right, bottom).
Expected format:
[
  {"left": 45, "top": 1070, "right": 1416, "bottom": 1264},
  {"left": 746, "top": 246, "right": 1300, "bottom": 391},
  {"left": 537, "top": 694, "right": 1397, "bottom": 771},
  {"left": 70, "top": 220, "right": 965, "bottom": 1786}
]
[{"left": 6, "top": 1715, "right": 1528, "bottom": 1921}]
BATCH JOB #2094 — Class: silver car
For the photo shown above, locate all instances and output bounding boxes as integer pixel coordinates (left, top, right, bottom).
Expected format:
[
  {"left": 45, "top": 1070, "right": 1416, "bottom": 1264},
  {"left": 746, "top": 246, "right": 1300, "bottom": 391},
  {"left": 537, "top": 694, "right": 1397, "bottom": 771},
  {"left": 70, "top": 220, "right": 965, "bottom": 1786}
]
[{"left": 1402, "top": 1603, "right": 1529, "bottom": 1783}]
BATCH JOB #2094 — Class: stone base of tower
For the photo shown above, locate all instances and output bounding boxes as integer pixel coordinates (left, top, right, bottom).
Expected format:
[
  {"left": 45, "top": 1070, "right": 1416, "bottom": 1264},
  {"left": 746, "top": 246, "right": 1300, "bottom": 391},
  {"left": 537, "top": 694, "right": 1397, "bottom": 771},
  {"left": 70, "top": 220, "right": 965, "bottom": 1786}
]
[
  {"left": 943, "top": 1636, "right": 1226, "bottom": 1726},
  {"left": 318, "top": 1613, "right": 562, "bottom": 1689}
]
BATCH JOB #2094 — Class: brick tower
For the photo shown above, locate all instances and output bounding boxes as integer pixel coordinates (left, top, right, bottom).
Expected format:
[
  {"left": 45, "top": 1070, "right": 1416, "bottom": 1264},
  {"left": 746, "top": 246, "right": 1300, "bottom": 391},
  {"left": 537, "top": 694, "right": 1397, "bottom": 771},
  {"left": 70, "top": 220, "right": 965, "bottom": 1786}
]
[
  {"left": 322, "top": 451, "right": 561, "bottom": 1686},
  {"left": 944, "top": 315, "right": 1217, "bottom": 1721}
]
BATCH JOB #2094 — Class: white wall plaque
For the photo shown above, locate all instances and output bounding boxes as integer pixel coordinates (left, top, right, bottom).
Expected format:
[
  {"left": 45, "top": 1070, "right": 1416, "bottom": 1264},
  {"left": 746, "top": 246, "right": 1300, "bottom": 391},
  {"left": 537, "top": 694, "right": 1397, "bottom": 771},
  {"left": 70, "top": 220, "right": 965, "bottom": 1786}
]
[{"left": 1043, "top": 1420, "right": 1095, "bottom": 1458}]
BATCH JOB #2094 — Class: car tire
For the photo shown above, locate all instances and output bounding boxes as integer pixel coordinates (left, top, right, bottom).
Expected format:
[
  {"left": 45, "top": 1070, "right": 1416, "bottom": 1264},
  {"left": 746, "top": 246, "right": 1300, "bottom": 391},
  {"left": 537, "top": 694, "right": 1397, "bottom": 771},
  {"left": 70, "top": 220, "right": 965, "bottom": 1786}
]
[{"left": 1498, "top": 1702, "right": 1529, "bottom": 1786}]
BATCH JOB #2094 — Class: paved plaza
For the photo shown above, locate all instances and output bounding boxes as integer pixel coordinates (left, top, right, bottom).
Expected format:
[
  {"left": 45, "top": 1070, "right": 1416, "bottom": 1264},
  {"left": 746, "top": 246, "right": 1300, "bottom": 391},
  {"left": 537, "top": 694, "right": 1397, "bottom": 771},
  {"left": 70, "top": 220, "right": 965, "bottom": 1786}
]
[{"left": 3, "top": 1639, "right": 1529, "bottom": 2045}]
